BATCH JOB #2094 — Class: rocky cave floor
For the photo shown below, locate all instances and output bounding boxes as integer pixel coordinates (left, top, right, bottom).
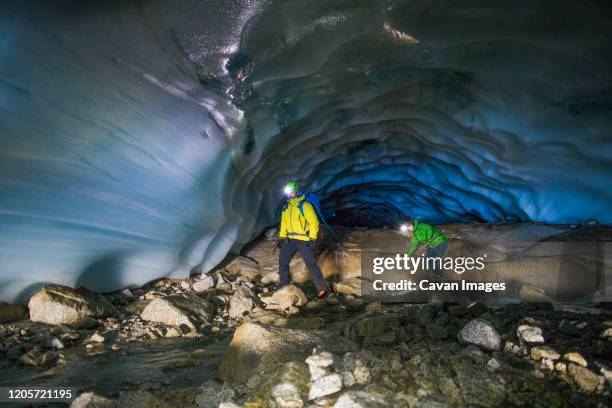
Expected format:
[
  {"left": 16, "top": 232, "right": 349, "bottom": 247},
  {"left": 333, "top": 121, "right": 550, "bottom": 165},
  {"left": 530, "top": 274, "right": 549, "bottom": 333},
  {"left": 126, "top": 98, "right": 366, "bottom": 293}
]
[{"left": 0, "top": 223, "right": 611, "bottom": 407}]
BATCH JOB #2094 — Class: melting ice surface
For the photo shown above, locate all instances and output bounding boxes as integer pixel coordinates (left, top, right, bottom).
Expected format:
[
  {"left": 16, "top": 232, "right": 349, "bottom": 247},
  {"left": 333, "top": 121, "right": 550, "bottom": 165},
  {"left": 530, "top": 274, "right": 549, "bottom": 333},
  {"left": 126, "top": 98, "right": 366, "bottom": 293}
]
[{"left": 1, "top": 1, "right": 611, "bottom": 302}]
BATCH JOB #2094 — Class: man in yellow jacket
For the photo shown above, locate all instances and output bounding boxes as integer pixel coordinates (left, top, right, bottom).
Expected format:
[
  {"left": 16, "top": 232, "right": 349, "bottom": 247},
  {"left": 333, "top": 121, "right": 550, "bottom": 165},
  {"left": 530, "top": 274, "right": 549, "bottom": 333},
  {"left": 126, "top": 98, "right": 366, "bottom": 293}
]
[{"left": 278, "top": 182, "right": 331, "bottom": 297}]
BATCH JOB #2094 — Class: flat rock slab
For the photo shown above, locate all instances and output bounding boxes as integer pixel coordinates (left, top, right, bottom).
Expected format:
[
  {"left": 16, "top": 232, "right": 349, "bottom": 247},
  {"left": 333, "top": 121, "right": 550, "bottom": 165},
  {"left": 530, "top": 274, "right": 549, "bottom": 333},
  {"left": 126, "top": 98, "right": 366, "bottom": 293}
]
[
  {"left": 218, "top": 321, "right": 357, "bottom": 385},
  {"left": 141, "top": 293, "right": 213, "bottom": 329},
  {"left": 28, "top": 285, "right": 117, "bottom": 325}
]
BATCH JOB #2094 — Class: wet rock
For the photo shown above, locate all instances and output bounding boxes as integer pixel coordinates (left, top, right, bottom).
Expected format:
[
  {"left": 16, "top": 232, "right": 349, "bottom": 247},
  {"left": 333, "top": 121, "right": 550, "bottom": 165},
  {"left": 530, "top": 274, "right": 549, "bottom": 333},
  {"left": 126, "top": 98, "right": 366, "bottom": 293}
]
[
  {"left": 261, "top": 285, "right": 307, "bottom": 312},
  {"left": 563, "top": 352, "right": 587, "bottom": 367},
  {"left": 18, "top": 348, "right": 45, "bottom": 366},
  {"left": 218, "top": 321, "right": 355, "bottom": 385},
  {"left": 118, "top": 390, "right": 171, "bottom": 408},
  {"left": 343, "top": 352, "right": 371, "bottom": 385},
  {"left": 28, "top": 285, "right": 117, "bottom": 325},
  {"left": 517, "top": 324, "right": 544, "bottom": 344},
  {"left": 457, "top": 319, "right": 501, "bottom": 351},
  {"left": 308, "top": 373, "right": 343, "bottom": 400},
  {"left": 228, "top": 285, "right": 256, "bottom": 319},
  {"left": 192, "top": 275, "right": 215, "bottom": 293},
  {"left": 333, "top": 390, "right": 388, "bottom": 408},
  {"left": 225, "top": 256, "right": 261, "bottom": 281},
  {"left": 530, "top": 346, "right": 560, "bottom": 361},
  {"left": 270, "top": 383, "right": 303, "bottom": 408},
  {"left": 305, "top": 350, "right": 334, "bottom": 381},
  {"left": 0, "top": 301, "right": 27, "bottom": 323},
  {"left": 567, "top": 363, "right": 601, "bottom": 392},
  {"left": 334, "top": 278, "right": 362, "bottom": 296},
  {"left": 194, "top": 380, "right": 236, "bottom": 408},
  {"left": 141, "top": 293, "right": 213, "bottom": 330},
  {"left": 70, "top": 392, "right": 118, "bottom": 408}
]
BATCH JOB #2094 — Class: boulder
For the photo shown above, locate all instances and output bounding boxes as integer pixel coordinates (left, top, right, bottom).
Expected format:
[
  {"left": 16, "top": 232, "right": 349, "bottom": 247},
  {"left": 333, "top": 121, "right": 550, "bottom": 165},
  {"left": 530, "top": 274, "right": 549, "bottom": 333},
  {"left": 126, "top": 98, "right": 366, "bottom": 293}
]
[
  {"left": 228, "top": 286, "right": 256, "bottom": 318},
  {"left": 261, "top": 271, "right": 280, "bottom": 285},
  {"left": 333, "top": 278, "right": 362, "bottom": 297},
  {"left": 218, "top": 321, "right": 356, "bottom": 385},
  {"left": 141, "top": 293, "right": 212, "bottom": 329},
  {"left": 225, "top": 256, "right": 260, "bottom": 281},
  {"left": 0, "top": 301, "right": 28, "bottom": 323},
  {"left": 261, "top": 285, "right": 307, "bottom": 312},
  {"left": 28, "top": 285, "right": 117, "bottom": 325}
]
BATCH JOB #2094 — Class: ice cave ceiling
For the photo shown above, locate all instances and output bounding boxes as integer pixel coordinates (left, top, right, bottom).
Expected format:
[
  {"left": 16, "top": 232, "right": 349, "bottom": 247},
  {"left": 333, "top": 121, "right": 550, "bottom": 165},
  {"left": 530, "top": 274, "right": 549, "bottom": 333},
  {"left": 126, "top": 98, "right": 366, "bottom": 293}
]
[{"left": 1, "top": 0, "right": 611, "bottom": 302}]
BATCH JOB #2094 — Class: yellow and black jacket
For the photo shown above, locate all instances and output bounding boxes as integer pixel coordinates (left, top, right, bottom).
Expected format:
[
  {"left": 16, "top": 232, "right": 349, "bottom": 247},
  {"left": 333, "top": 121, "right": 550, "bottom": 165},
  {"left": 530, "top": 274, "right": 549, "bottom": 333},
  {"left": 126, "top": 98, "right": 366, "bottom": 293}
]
[{"left": 279, "top": 194, "right": 319, "bottom": 241}]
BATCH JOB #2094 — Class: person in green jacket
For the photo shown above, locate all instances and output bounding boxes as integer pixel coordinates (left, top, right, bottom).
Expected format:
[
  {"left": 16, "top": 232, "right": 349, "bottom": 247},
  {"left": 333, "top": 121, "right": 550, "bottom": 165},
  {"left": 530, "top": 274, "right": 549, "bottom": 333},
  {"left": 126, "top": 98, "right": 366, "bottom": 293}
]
[{"left": 402, "top": 219, "right": 448, "bottom": 281}]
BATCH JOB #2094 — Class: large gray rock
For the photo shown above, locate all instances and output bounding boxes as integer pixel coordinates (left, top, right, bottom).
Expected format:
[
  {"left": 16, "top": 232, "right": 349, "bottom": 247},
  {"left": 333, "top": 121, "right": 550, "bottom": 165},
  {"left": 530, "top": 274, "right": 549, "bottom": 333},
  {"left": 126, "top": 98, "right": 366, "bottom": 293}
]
[
  {"left": 141, "top": 292, "right": 213, "bottom": 329},
  {"left": 28, "top": 285, "right": 117, "bottom": 325},
  {"left": 218, "top": 321, "right": 356, "bottom": 385},
  {"left": 0, "top": 301, "right": 28, "bottom": 323},
  {"left": 457, "top": 319, "right": 501, "bottom": 351},
  {"left": 228, "top": 285, "right": 256, "bottom": 318}
]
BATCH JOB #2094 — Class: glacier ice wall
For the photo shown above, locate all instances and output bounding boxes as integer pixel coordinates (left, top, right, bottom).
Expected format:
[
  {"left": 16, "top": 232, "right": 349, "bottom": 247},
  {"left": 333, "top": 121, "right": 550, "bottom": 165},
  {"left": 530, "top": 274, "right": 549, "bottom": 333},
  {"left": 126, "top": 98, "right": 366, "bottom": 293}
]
[{"left": 1, "top": 0, "right": 611, "bottom": 302}]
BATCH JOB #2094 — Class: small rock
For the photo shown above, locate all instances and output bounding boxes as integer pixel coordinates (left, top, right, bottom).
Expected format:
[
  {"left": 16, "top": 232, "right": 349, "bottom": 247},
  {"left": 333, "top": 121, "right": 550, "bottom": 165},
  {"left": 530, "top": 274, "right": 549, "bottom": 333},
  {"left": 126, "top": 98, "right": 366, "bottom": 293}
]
[
  {"left": 530, "top": 346, "right": 560, "bottom": 361},
  {"left": 18, "top": 348, "right": 45, "bottom": 366},
  {"left": 261, "top": 272, "right": 280, "bottom": 285},
  {"left": 308, "top": 373, "right": 343, "bottom": 400},
  {"left": 333, "top": 278, "right": 362, "bottom": 297},
  {"left": 270, "top": 383, "right": 303, "bottom": 408},
  {"left": 246, "top": 374, "right": 261, "bottom": 389},
  {"left": 192, "top": 275, "right": 215, "bottom": 293},
  {"left": 333, "top": 391, "right": 387, "bottom": 408},
  {"left": 601, "top": 327, "right": 612, "bottom": 339},
  {"left": 261, "top": 285, "right": 307, "bottom": 312},
  {"left": 228, "top": 286, "right": 256, "bottom": 319},
  {"left": 265, "top": 227, "right": 278, "bottom": 240},
  {"left": 305, "top": 350, "right": 334, "bottom": 381},
  {"left": 486, "top": 358, "right": 501, "bottom": 371},
  {"left": 457, "top": 319, "right": 501, "bottom": 351},
  {"left": 517, "top": 324, "right": 544, "bottom": 344},
  {"left": 341, "top": 371, "right": 356, "bottom": 387},
  {"left": 70, "top": 392, "right": 118, "bottom": 408},
  {"left": 88, "top": 333, "right": 105, "bottom": 343},
  {"left": 555, "top": 362, "right": 567, "bottom": 373},
  {"left": 51, "top": 338, "right": 64, "bottom": 349},
  {"left": 194, "top": 380, "right": 235, "bottom": 408},
  {"left": 568, "top": 364, "right": 601, "bottom": 392},
  {"left": 563, "top": 352, "right": 587, "bottom": 367}
]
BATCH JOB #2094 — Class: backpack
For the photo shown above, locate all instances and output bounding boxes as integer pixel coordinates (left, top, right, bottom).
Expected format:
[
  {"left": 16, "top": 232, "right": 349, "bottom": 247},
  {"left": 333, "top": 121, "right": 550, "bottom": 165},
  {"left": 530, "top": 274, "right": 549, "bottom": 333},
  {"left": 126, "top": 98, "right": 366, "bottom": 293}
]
[{"left": 293, "top": 192, "right": 337, "bottom": 239}]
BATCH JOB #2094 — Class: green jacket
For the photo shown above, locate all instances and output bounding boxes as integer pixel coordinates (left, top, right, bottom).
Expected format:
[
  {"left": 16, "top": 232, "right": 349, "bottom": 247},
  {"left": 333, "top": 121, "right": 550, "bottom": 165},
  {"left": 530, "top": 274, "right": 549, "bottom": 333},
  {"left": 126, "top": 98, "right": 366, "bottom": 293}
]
[{"left": 407, "top": 220, "right": 448, "bottom": 256}]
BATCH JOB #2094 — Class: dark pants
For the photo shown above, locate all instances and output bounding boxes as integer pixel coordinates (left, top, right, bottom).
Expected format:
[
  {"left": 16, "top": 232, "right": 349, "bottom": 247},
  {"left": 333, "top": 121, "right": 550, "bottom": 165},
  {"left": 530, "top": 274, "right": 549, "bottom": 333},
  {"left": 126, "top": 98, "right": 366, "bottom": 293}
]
[
  {"left": 279, "top": 239, "right": 331, "bottom": 292},
  {"left": 426, "top": 242, "right": 448, "bottom": 282}
]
